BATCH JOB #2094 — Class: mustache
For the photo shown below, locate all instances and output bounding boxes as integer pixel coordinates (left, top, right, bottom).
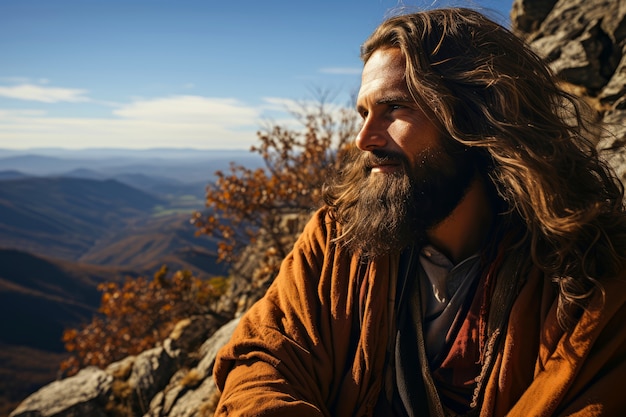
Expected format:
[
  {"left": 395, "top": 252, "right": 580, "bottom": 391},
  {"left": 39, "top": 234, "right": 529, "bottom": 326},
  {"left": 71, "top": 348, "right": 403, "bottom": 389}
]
[{"left": 360, "top": 149, "right": 409, "bottom": 170}]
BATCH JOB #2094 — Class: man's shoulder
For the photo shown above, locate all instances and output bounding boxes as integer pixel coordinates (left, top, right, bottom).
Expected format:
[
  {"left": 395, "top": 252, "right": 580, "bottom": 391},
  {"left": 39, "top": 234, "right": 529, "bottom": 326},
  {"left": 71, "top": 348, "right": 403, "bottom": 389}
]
[
  {"left": 293, "top": 206, "right": 354, "bottom": 261},
  {"left": 302, "top": 206, "right": 341, "bottom": 239}
]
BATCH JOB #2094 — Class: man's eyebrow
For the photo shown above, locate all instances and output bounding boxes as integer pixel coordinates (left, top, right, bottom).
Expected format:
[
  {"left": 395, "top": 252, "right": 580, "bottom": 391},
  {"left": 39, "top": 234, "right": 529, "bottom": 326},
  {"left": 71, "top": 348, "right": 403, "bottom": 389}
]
[
  {"left": 355, "top": 94, "right": 415, "bottom": 113},
  {"left": 355, "top": 94, "right": 415, "bottom": 112},
  {"left": 376, "top": 95, "right": 414, "bottom": 105}
]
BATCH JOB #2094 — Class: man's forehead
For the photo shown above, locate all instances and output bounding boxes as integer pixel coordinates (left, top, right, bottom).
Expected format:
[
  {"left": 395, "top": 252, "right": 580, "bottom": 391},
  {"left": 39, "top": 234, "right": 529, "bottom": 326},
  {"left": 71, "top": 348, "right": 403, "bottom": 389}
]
[
  {"left": 357, "top": 48, "right": 409, "bottom": 104},
  {"left": 361, "top": 47, "right": 406, "bottom": 80}
]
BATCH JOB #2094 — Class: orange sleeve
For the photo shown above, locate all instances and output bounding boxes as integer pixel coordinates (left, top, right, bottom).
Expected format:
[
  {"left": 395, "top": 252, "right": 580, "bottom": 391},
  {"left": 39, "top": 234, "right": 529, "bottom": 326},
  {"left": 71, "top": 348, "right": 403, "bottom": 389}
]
[
  {"left": 490, "top": 272, "right": 626, "bottom": 417},
  {"left": 212, "top": 209, "right": 344, "bottom": 417},
  {"left": 556, "top": 289, "right": 626, "bottom": 417}
]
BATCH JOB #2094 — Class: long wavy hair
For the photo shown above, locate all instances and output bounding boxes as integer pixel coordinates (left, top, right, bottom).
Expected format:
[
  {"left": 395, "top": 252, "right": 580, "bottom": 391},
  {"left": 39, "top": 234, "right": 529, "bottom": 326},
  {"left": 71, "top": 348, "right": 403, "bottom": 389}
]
[{"left": 324, "top": 8, "right": 626, "bottom": 328}]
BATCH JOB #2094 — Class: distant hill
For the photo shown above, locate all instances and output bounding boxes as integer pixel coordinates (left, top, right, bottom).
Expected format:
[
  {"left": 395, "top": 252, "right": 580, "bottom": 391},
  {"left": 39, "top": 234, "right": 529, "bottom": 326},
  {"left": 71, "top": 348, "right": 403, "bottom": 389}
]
[
  {"left": 0, "top": 170, "right": 30, "bottom": 180},
  {"left": 0, "top": 248, "right": 136, "bottom": 351},
  {"left": 79, "top": 212, "right": 229, "bottom": 279},
  {"left": 110, "top": 172, "right": 181, "bottom": 190},
  {"left": 62, "top": 168, "right": 107, "bottom": 180},
  {"left": 109, "top": 172, "right": 208, "bottom": 199},
  {"left": 0, "top": 148, "right": 265, "bottom": 184},
  {"left": 0, "top": 177, "right": 164, "bottom": 260},
  {"left": 0, "top": 150, "right": 249, "bottom": 415},
  {"left": 0, "top": 344, "right": 68, "bottom": 417},
  {"left": 0, "top": 248, "right": 138, "bottom": 417},
  {"left": 0, "top": 154, "right": 78, "bottom": 176}
]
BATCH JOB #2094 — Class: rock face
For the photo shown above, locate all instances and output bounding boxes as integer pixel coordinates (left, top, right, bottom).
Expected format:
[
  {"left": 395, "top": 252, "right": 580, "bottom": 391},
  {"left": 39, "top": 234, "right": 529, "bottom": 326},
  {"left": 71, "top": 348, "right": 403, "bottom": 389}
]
[
  {"left": 9, "top": 315, "right": 236, "bottom": 417},
  {"left": 511, "top": 0, "right": 626, "bottom": 181},
  {"left": 10, "top": 1, "right": 626, "bottom": 416},
  {"left": 9, "top": 367, "right": 113, "bottom": 417}
]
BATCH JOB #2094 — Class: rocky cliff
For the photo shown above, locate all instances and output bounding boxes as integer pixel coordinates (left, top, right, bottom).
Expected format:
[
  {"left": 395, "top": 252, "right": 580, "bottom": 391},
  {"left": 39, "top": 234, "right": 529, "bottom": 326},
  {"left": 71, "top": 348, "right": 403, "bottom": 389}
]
[
  {"left": 511, "top": 0, "right": 626, "bottom": 181},
  {"left": 10, "top": 0, "right": 626, "bottom": 416}
]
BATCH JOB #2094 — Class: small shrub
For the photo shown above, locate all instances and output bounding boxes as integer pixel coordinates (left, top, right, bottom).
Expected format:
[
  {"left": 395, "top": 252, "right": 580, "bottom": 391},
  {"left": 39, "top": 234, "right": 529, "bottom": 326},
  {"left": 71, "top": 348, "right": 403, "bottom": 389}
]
[{"left": 60, "top": 266, "right": 228, "bottom": 376}]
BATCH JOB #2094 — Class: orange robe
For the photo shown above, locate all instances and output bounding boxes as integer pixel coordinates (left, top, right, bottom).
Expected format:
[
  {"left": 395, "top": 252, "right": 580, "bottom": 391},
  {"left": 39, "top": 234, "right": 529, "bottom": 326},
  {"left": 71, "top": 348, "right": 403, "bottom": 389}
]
[{"left": 213, "top": 208, "right": 626, "bottom": 416}]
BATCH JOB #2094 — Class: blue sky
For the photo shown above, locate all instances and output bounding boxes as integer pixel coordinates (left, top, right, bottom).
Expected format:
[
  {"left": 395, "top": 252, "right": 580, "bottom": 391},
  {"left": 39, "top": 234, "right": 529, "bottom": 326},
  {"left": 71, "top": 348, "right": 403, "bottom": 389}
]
[{"left": 0, "top": 0, "right": 512, "bottom": 150}]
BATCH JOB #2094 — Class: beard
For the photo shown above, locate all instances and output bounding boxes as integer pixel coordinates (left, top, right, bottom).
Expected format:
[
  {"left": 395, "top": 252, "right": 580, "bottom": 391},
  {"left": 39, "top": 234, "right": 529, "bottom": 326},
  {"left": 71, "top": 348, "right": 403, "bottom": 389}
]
[{"left": 333, "top": 138, "right": 480, "bottom": 258}]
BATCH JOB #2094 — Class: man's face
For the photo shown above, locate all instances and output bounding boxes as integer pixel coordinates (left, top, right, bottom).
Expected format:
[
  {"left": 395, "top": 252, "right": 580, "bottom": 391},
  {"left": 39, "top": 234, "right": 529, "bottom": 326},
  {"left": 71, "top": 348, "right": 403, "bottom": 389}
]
[
  {"left": 356, "top": 47, "right": 442, "bottom": 172},
  {"left": 342, "top": 47, "right": 477, "bottom": 257}
]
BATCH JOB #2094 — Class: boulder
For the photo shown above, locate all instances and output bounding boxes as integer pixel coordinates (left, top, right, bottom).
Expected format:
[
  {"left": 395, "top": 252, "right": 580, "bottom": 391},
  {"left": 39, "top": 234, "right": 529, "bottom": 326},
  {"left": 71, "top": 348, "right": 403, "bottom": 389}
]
[{"left": 10, "top": 367, "right": 113, "bottom": 417}]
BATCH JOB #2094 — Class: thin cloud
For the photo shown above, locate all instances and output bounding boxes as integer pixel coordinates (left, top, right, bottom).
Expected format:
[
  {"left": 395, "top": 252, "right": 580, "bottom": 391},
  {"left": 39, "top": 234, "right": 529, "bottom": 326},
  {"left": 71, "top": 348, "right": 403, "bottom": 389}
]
[
  {"left": 0, "top": 90, "right": 341, "bottom": 149},
  {"left": 259, "top": 96, "right": 355, "bottom": 131},
  {"left": 0, "top": 77, "right": 31, "bottom": 84},
  {"left": 0, "top": 111, "right": 260, "bottom": 149},
  {"left": 113, "top": 95, "right": 260, "bottom": 126},
  {"left": 0, "top": 84, "right": 90, "bottom": 103},
  {"left": 0, "top": 109, "right": 47, "bottom": 118},
  {"left": 319, "top": 67, "right": 362, "bottom": 75},
  {"left": 262, "top": 97, "right": 300, "bottom": 111},
  {"left": 0, "top": 95, "right": 266, "bottom": 149},
  {"left": 262, "top": 96, "right": 347, "bottom": 114}
]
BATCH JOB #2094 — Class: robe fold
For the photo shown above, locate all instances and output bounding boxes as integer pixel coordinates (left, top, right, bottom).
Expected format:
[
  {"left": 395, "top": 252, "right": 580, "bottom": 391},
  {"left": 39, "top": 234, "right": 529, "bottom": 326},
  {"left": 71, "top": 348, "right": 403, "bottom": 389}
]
[{"left": 213, "top": 208, "right": 626, "bottom": 416}]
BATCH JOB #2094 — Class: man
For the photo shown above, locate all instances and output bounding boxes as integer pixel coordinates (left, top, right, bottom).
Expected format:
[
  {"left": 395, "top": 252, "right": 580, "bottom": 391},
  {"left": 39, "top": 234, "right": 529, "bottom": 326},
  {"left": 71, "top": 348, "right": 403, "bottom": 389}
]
[{"left": 212, "top": 8, "right": 626, "bottom": 416}]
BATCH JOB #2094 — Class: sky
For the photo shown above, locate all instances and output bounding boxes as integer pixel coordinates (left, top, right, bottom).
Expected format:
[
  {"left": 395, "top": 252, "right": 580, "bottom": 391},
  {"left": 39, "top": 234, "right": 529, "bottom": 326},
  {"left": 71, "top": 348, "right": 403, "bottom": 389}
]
[{"left": 0, "top": 0, "right": 513, "bottom": 151}]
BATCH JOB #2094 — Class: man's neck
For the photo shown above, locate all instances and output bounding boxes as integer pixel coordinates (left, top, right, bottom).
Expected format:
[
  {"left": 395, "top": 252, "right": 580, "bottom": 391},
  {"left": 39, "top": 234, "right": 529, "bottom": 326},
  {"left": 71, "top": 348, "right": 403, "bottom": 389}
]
[{"left": 426, "top": 176, "right": 494, "bottom": 264}]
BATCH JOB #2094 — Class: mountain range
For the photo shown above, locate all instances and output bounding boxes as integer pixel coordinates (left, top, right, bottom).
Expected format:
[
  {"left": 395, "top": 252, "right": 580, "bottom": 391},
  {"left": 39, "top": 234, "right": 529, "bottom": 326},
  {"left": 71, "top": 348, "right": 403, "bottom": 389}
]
[
  {"left": 0, "top": 148, "right": 250, "bottom": 415},
  {"left": 0, "top": 148, "right": 264, "bottom": 184}
]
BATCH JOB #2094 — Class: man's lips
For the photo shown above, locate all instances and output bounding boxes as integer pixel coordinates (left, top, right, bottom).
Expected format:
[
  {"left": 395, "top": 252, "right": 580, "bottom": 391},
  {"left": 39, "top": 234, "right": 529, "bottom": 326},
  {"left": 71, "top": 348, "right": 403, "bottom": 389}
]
[
  {"left": 370, "top": 162, "right": 401, "bottom": 173},
  {"left": 366, "top": 155, "right": 402, "bottom": 173}
]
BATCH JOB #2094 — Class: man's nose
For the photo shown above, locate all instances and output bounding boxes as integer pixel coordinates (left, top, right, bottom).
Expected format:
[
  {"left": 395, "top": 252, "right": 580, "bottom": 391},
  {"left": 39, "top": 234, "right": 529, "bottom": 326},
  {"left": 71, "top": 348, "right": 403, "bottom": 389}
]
[{"left": 355, "top": 118, "right": 386, "bottom": 151}]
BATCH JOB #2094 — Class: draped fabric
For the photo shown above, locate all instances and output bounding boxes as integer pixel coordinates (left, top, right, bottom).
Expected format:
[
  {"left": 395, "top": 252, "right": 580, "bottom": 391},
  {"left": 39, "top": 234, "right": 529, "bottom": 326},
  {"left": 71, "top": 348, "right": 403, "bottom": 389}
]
[{"left": 213, "top": 207, "right": 626, "bottom": 417}]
